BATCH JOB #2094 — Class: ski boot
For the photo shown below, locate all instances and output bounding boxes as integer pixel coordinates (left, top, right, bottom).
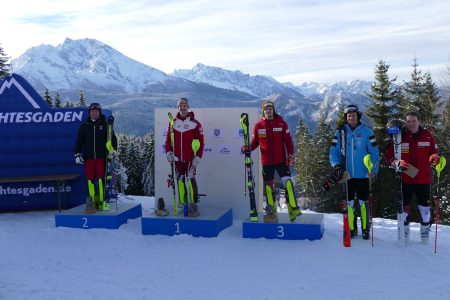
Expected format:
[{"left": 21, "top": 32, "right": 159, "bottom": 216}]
[
  {"left": 287, "top": 204, "right": 302, "bottom": 222},
  {"left": 84, "top": 196, "right": 97, "bottom": 214},
  {"left": 362, "top": 227, "right": 370, "bottom": 240},
  {"left": 97, "top": 200, "right": 110, "bottom": 211},
  {"left": 348, "top": 206, "right": 358, "bottom": 238},
  {"left": 361, "top": 202, "right": 370, "bottom": 240},
  {"left": 350, "top": 227, "right": 358, "bottom": 239},
  {"left": 263, "top": 204, "right": 278, "bottom": 223},
  {"left": 420, "top": 222, "right": 431, "bottom": 243},
  {"left": 155, "top": 197, "right": 169, "bottom": 217},
  {"left": 404, "top": 223, "right": 410, "bottom": 240},
  {"left": 249, "top": 209, "right": 258, "bottom": 222},
  {"left": 284, "top": 178, "right": 302, "bottom": 221},
  {"left": 188, "top": 202, "right": 199, "bottom": 217}
]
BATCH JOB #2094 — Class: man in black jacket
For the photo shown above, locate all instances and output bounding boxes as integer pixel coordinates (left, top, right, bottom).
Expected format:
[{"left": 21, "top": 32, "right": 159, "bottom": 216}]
[{"left": 74, "top": 103, "right": 117, "bottom": 211}]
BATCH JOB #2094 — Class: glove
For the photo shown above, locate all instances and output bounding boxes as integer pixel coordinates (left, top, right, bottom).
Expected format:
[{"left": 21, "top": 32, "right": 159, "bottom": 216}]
[
  {"left": 106, "top": 140, "right": 114, "bottom": 154},
  {"left": 109, "top": 150, "right": 118, "bottom": 160},
  {"left": 393, "top": 159, "right": 409, "bottom": 169},
  {"left": 191, "top": 156, "right": 201, "bottom": 168},
  {"left": 75, "top": 153, "right": 84, "bottom": 165},
  {"left": 429, "top": 154, "right": 440, "bottom": 165},
  {"left": 241, "top": 145, "right": 251, "bottom": 155},
  {"left": 286, "top": 154, "right": 295, "bottom": 167},
  {"left": 333, "top": 165, "right": 343, "bottom": 179},
  {"left": 166, "top": 151, "right": 178, "bottom": 162}
]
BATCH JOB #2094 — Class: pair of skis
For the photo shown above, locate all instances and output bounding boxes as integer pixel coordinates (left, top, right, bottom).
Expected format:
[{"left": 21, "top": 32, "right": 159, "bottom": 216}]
[
  {"left": 104, "top": 115, "right": 117, "bottom": 210},
  {"left": 240, "top": 113, "right": 258, "bottom": 222}
]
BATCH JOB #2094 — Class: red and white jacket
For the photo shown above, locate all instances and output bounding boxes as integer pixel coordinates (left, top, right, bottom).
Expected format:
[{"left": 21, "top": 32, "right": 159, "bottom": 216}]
[
  {"left": 385, "top": 127, "right": 438, "bottom": 184},
  {"left": 165, "top": 111, "right": 204, "bottom": 162},
  {"left": 250, "top": 115, "right": 294, "bottom": 166}
]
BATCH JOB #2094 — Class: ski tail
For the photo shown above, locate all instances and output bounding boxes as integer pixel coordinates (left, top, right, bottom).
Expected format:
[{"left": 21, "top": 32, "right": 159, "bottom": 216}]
[{"left": 341, "top": 200, "right": 351, "bottom": 247}]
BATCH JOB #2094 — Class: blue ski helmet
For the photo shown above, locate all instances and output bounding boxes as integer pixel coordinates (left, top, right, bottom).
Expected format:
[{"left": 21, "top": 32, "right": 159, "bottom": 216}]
[
  {"left": 344, "top": 104, "right": 362, "bottom": 121},
  {"left": 386, "top": 119, "right": 403, "bottom": 135}
]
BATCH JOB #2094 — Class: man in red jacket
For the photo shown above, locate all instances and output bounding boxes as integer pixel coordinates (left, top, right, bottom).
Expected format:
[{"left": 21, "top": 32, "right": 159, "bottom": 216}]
[
  {"left": 385, "top": 111, "right": 440, "bottom": 241},
  {"left": 243, "top": 100, "right": 301, "bottom": 222},
  {"left": 165, "top": 98, "right": 204, "bottom": 217}
]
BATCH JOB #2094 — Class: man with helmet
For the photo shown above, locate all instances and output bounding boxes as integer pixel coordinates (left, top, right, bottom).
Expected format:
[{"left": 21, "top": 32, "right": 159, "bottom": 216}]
[
  {"left": 329, "top": 104, "right": 379, "bottom": 240},
  {"left": 385, "top": 111, "right": 440, "bottom": 241},
  {"left": 242, "top": 100, "right": 302, "bottom": 222},
  {"left": 74, "top": 103, "right": 117, "bottom": 211},
  {"left": 165, "top": 97, "right": 204, "bottom": 217}
]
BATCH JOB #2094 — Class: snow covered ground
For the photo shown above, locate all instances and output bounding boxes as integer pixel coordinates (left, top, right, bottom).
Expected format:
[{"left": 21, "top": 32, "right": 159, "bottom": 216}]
[{"left": 1, "top": 196, "right": 450, "bottom": 300}]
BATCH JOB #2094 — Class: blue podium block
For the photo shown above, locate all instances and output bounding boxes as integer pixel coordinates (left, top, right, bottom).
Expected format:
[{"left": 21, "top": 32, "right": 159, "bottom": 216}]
[
  {"left": 243, "top": 212, "right": 324, "bottom": 240},
  {"left": 141, "top": 207, "right": 233, "bottom": 237},
  {"left": 55, "top": 203, "right": 142, "bottom": 229}
]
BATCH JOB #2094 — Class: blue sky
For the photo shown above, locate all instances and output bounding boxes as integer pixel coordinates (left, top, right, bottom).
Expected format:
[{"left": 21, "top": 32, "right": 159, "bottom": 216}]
[{"left": 2, "top": 0, "right": 450, "bottom": 84}]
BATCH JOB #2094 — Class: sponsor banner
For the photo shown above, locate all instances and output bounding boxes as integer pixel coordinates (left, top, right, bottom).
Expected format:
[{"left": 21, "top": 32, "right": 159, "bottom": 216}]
[
  {"left": 0, "top": 184, "right": 72, "bottom": 197},
  {"left": 0, "top": 111, "right": 83, "bottom": 124}
]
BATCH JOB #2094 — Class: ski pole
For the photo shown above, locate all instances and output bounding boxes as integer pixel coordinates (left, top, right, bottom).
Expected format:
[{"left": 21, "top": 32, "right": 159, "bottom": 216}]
[
  {"left": 363, "top": 154, "right": 374, "bottom": 247},
  {"left": 434, "top": 156, "right": 446, "bottom": 254}
]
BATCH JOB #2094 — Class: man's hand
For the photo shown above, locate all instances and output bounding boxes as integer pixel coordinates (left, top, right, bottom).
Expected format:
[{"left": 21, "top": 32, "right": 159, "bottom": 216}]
[
  {"left": 241, "top": 145, "right": 251, "bottom": 155},
  {"left": 286, "top": 154, "right": 295, "bottom": 167},
  {"left": 429, "top": 154, "right": 440, "bottom": 165},
  {"left": 393, "top": 159, "right": 409, "bottom": 169},
  {"left": 166, "top": 151, "right": 178, "bottom": 162},
  {"left": 75, "top": 153, "right": 84, "bottom": 165}
]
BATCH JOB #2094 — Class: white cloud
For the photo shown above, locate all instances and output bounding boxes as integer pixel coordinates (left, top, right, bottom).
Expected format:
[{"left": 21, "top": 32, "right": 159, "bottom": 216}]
[{"left": 2, "top": 0, "right": 450, "bottom": 83}]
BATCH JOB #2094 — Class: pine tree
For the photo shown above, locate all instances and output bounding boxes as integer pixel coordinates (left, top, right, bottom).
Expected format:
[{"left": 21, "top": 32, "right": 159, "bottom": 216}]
[
  {"left": 430, "top": 97, "right": 450, "bottom": 225},
  {"left": 402, "top": 57, "right": 424, "bottom": 113},
  {"left": 43, "top": 89, "right": 53, "bottom": 107},
  {"left": 0, "top": 44, "right": 10, "bottom": 78},
  {"left": 333, "top": 104, "right": 347, "bottom": 129},
  {"left": 366, "top": 59, "right": 402, "bottom": 151},
  {"left": 141, "top": 134, "right": 155, "bottom": 196},
  {"left": 311, "top": 115, "right": 339, "bottom": 213},
  {"left": 78, "top": 91, "right": 86, "bottom": 107},
  {"left": 54, "top": 93, "right": 62, "bottom": 108},
  {"left": 116, "top": 133, "right": 129, "bottom": 194},
  {"left": 421, "top": 72, "right": 441, "bottom": 134},
  {"left": 124, "top": 136, "right": 144, "bottom": 195},
  {"left": 64, "top": 101, "right": 75, "bottom": 108},
  {"left": 294, "top": 117, "right": 315, "bottom": 209}
]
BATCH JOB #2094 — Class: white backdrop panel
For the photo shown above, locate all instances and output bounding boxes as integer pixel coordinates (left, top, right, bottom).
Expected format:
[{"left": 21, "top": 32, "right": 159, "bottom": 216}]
[{"left": 154, "top": 107, "right": 262, "bottom": 220}]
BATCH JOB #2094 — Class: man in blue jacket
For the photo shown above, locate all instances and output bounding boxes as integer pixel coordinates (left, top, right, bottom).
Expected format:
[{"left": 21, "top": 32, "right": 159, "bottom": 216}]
[{"left": 329, "top": 104, "right": 379, "bottom": 240}]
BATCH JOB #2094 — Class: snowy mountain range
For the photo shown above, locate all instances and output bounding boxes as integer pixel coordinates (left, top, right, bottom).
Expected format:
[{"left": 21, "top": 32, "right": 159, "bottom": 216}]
[{"left": 11, "top": 38, "right": 373, "bottom": 135}]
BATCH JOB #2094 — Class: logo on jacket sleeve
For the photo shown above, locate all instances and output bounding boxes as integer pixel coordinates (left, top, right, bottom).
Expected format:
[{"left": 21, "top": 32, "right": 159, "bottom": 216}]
[
  {"left": 401, "top": 143, "right": 409, "bottom": 153},
  {"left": 258, "top": 128, "right": 266, "bottom": 137}
]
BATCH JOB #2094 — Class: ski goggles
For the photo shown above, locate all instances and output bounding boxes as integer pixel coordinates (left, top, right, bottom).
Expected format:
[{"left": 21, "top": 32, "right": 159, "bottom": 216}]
[
  {"left": 344, "top": 105, "right": 358, "bottom": 114},
  {"left": 89, "top": 103, "right": 101, "bottom": 110}
]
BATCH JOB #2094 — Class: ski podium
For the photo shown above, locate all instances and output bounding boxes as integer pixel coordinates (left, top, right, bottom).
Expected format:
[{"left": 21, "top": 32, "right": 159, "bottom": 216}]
[
  {"left": 141, "top": 107, "right": 237, "bottom": 238},
  {"left": 55, "top": 114, "right": 142, "bottom": 229},
  {"left": 239, "top": 111, "right": 324, "bottom": 241},
  {"left": 242, "top": 212, "right": 324, "bottom": 240}
]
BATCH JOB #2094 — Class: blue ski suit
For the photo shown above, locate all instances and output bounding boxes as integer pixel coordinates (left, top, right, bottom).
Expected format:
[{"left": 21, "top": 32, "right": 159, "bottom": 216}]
[{"left": 329, "top": 122, "right": 380, "bottom": 178}]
